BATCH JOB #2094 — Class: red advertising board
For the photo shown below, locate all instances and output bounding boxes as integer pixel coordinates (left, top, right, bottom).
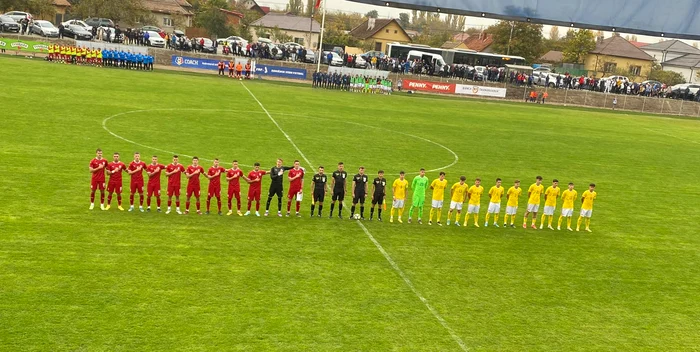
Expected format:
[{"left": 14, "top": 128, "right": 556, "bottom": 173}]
[{"left": 403, "top": 79, "right": 456, "bottom": 94}]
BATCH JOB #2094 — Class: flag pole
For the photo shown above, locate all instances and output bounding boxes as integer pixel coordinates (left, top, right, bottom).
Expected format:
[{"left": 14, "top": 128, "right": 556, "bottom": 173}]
[{"left": 316, "top": 0, "right": 327, "bottom": 73}]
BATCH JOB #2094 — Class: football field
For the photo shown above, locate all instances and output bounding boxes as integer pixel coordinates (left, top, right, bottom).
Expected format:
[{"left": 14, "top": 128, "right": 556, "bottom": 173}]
[{"left": 1, "top": 56, "right": 699, "bottom": 351}]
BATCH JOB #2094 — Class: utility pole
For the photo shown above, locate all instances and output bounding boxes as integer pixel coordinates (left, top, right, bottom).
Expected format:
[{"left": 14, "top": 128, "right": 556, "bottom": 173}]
[{"left": 507, "top": 21, "right": 515, "bottom": 55}]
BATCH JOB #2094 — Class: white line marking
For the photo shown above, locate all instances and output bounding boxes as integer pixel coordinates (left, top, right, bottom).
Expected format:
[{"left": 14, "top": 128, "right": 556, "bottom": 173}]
[
  {"left": 241, "top": 81, "right": 468, "bottom": 351},
  {"left": 644, "top": 127, "right": 700, "bottom": 145}
]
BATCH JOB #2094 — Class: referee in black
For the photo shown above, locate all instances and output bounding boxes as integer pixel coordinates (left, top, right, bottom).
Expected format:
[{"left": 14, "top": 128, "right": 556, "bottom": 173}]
[
  {"left": 310, "top": 166, "right": 327, "bottom": 217},
  {"left": 265, "top": 158, "right": 293, "bottom": 217},
  {"left": 350, "top": 166, "right": 369, "bottom": 220},
  {"left": 329, "top": 162, "right": 348, "bottom": 219},
  {"left": 370, "top": 170, "right": 387, "bottom": 221}
]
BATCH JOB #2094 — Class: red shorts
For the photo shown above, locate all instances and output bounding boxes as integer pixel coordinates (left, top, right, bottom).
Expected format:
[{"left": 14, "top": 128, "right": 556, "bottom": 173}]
[
  {"left": 147, "top": 184, "right": 161, "bottom": 197},
  {"left": 131, "top": 181, "right": 144, "bottom": 194},
  {"left": 248, "top": 188, "right": 261, "bottom": 201},
  {"left": 287, "top": 187, "right": 302, "bottom": 199},
  {"left": 91, "top": 179, "right": 105, "bottom": 191},
  {"left": 107, "top": 181, "right": 122, "bottom": 193},
  {"left": 167, "top": 184, "right": 180, "bottom": 197},
  {"left": 228, "top": 187, "right": 241, "bottom": 199},
  {"left": 187, "top": 185, "right": 201, "bottom": 198},
  {"left": 208, "top": 185, "right": 221, "bottom": 198}
]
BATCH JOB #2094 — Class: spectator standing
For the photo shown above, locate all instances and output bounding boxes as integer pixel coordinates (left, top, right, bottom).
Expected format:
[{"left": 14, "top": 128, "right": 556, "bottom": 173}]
[{"left": 144, "top": 31, "right": 150, "bottom": 46}]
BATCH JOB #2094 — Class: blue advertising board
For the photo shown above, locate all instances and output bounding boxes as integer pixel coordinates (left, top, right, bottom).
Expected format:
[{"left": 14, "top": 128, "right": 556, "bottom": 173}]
[
  {"left": 254, "top": 64, "right": 306, "bottom": 80},
  {"left": 171, "top": 55, "right": 307, "bottom": 80}
]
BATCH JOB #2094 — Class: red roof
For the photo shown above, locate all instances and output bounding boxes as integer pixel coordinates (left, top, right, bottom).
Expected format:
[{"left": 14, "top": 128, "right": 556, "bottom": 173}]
[
  {"left": 452, "top": 33, "right": 470, "bottom": 43},
  {"left": 260, "top": 6, "right": 270, "bottom": 14},
  {"left": 219, "top": 8, "right": 244, "bottom": 18},
  {"left": 463, "top": 34, "right": 493, "bottom": 52},
  {"left": 629, "top": 41, "right": 649, "bottom": 48}
]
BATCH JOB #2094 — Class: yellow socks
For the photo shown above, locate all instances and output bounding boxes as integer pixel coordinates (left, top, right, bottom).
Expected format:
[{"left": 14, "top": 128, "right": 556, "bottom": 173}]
[
  {"left": 429, "top": 208, "right": 434, "bottom": 222},
  {"left": 494, "top": 214, "right": 499, "bottom": 223},
  {"left": 567, "top": 217, "right": 572, "bottom": 228},
  {"left": 577, "top": 217, "right": 583, "bottom": 229},
  {"left": 585, "top": 218, "right": 591, "bottom": 229},
  {"left": 547, "top": 216, "right": 553, "bottom": 227},
  {"left": 398, "top": 208, "right": 404, "bottom": 218},
  {"left": 437, "top": 210, "right": 442, "bottom": 222},
  {"left": 390, "top": 208, "right": 395, "bottom": 218},
  {"left": 473, "top": 214, "right": 479, "bottom": 225},
  {"left": 455, "top": 213, "right": 461, "bottom": 222},
  {"left": 558, "top": 216, "right": 563, "bottom": 228},
  {"left": 484, "top": 213, "right": 491, "bottom": 223},
  {"left": 503, "top": 214, "right": 509, "bottom": 225}
]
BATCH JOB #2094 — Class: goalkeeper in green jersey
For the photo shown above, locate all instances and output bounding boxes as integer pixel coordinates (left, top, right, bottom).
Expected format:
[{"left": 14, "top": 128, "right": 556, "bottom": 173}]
[{"left": 408, "top": 168, "right": 429, "bottom": 224}]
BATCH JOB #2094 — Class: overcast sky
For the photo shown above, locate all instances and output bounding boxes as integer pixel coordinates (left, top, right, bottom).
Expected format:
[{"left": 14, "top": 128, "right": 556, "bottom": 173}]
[{"left": 256, "top": 0, "right": 696, "bottom": 46}]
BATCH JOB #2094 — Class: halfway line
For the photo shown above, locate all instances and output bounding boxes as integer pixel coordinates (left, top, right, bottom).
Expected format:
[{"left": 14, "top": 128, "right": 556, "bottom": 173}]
[{"left": 240, "top": 81, "right": 469, "bottom": 351}]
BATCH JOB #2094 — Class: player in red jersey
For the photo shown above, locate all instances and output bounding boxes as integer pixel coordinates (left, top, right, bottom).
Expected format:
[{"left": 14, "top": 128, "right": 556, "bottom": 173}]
[
  {"left": 105, "top": 152, "right": 127, "bottom": 211},
  {"left": 185, "top": 156, "right": 205, "bottom": 215},
  {"left": 88, "top": 148, "right": 109, "bottom": 210},
  {"left": 165, "top": 155, "right": 186, "bottom": 214},
  {"left": 204, "top": 158, "right": 227, "bottom": 215},
  {"left": 244, "top": 162, "right": 267, "bottom": 216},
  {"left": 146, "top": 155, "right": 166, "bottom": 212},
  {"left": 127, "top": 152, "right": 147, "bottom": 212},
  {"left": 225, "top": 160, "right": 247, "bottom": 216},
  {"left": 286, "top": 160, "right": 305, "bottom": 217}
]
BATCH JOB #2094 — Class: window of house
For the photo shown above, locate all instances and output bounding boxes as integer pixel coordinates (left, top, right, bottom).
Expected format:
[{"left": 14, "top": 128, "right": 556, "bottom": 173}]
[
  {"left": 629, "top": 65, "right": 642, "bottom": 76},
  {"left": 294, "top": 37, "right": 304, "bottom": 44},
  {"left": 163, "top": 17, "right": 173, "bottom": 27},
  {"left": 394, "top": 30, "right": 397, "bottom": 34},
  {"left": 603, "top": 62, "right": 617, "bottom": 72},
  {"left": 385, "top": 29, "right": 389, "bottom": 33}
]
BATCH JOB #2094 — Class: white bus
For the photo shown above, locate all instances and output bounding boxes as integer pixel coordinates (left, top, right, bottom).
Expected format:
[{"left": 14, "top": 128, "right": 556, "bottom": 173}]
[{"left": 387, "top": 42, "right": 526, "bottom": 67}]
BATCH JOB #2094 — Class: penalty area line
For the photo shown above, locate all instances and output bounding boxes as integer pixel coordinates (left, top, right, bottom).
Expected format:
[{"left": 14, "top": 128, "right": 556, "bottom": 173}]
[{"left": 240, "top": 81, "right": 469, "bottom": 352}]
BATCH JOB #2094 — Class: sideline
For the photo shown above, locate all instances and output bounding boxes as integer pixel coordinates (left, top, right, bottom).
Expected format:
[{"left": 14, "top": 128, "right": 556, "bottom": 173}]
[{"left": 240, "top": 81, "right": 469, "bottom": 352}]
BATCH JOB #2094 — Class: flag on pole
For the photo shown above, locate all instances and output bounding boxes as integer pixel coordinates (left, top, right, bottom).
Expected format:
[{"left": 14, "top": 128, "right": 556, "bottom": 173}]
[{"left": 315, "top": 0, "right": 322, "bottom": 9}]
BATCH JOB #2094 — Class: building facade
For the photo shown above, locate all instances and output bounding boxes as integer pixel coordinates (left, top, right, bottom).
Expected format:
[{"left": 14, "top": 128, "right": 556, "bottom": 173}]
[{"left": 349, "top": 18, "right": 411, "bottom": 53}]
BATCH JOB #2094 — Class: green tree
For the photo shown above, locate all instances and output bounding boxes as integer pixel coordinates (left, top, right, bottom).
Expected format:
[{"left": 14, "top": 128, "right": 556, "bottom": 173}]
[
  {"left": 194, "top": 0, "right": 232, "bottom": 37},
  {"left": 398, "top": 12, "right": 410, "bottom": 29},
  {"left": 365, "top": 10, "right": 378, "bottom": 18},
  {"left": 305, "top": 0, "right": 315, "bottom": 16},
  {"left": 229, "top": 0, "right": 264, "bottom": 41},
  {"left": 486, "top": 21, "right": 544, "bottom": 63},
  {"left": 285, "top": 0, "right": 303, "bottom": 15},
  {"left": 648, "top": 65, "right": 686, "bottom": 85},
  {"left": 562, "top": 29, "right": 596, "bottom": 64},
  {"left": 70, "top": 0, "right": 148, "bottom": 24}
]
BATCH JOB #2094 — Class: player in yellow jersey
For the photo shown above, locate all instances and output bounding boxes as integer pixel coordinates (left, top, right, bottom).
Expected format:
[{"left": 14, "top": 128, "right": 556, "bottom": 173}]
[
  {"left": 540, "top": 179, "right": 560, "bottom": 230},
  {"left": 503, "top": 180, "right": 522, "bottom": 227},
  {"left": 428, "top": 172, "right": 448, "bottom": 226},
  {"left": 558, "top": 182, "right": 577, "bottom": 231},
  {"left": 523, "top": 176, "right": 544, "bottom": 229},
  {"left": 446, "top": 176, "right": 468, "bottom": 226},
  {"left": 389, "top": 171, "right": 408, "bottom": 223},
  {"left": 577, "top": 183, "right": 597, "bottom": 232},
  {"left": 484, "top": 178, "right": 504, "bottom": 227},
  {"left": 464, "top": 178, "right": 484, "bottom": 227}
]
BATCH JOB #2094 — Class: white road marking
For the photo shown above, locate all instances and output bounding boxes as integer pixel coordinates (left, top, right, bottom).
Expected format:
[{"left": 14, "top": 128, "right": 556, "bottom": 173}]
[
  {"left": 241, "top": 81, "right": 469, "bottom": 351},
  {"left": 644, "top": 127, "right": 700, "bottom": 145}
]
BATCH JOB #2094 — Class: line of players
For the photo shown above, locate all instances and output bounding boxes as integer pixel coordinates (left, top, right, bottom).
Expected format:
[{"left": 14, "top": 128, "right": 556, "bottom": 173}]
[
  {"left": 311, "top": 72, "right": 393, "bottom": 94},
  {"left": 88, "top": 150, "right": 598, "bottom": 231},
  {"left": 46, "top": 44, "right": 154, "bottom": 70}
]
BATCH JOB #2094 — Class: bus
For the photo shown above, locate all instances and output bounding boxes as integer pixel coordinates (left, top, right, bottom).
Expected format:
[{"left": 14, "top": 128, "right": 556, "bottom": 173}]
[{"left": 387, "top": 42, "right": 526, "bottom": 67}]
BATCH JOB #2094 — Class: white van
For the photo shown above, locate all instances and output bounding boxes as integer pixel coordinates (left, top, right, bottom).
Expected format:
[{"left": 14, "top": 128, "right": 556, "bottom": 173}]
[{"left": 406, "top": 50, "right": 446, "bottom": 68}]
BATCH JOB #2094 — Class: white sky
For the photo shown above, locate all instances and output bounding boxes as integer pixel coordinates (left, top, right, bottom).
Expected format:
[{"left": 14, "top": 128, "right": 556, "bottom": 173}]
[{"left": 256, "top": 0, "right": 698, "bottom": 46}]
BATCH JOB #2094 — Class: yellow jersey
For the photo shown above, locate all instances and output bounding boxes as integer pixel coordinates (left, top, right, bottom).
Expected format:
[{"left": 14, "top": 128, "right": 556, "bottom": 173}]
[
  {"left": 488, "top": 185, "right": 504, "bottom": 203},
  {"left": 392, "top": 179, "right": 408, "bottom": 200},
  {"left": 528, "top": 183, "right": 544, "bottom": 205},
  {"left": 431, "top": 179, "right": 448, "bottom": 201},
  {"left": 506, "top": 186, "right": 522, "bottom": 207},
  {"left": 467, "top": 185, "right": 484, "bottom": 205},
  {"left": 581, "top": 190, "right": 597, "bottom": 210},
  {"left": 561, "top": 189, "right": 578, "bottom": 209},
  {"left": 450, "top": 182, "right": 469, "bottom": 203},
  {"left": 544, "top": 186, "right": 560, "bottom": 207}
]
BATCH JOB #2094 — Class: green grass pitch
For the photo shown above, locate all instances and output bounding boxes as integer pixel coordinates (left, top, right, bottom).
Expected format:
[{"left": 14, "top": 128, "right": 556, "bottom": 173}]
[{"left": 1, "top": 55, "right": 699, "bottom": 351}]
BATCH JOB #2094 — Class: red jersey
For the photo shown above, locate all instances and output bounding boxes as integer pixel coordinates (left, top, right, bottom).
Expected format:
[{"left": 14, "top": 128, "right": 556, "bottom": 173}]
[
  {"left": 90, "top": 158, "right": 108, "bottom": 182},
  {"left": 288, "top": 168, "right": 304, "bottom": 189},
  {"left": 128, "top": 161, "right": 147, "bottom": 184},
  {"left": 208, "top": 166, "right": 226, "bottom": 188},
  {"left": 166, "top": 163, "right": 186, "bottom": 187},
  {"left": 247, "top": 170, "right": 267, "bottom": 190},
  {"left": 226, "top": 168, "right": 244, "bottom": 189},
  {"left": 107, "top": 161, "right": 127, "bottom": 183},
  {"left": 147, "top": 163, "right": 166, "bottom": 186},
  {"left": 186, "top": 165, "right": 205, "bottom": 187}
]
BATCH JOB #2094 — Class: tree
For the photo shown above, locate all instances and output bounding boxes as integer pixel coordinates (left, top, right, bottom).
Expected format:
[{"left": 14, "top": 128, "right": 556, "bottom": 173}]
[
  {"left": 70, "top": 0, "right": 148, "bottom": 24},
  {"left": 648, "top": 64, "right": 686, "bottom": 85},
  {"left": 562, "top": 29, "right": 596, "bottom": 64},
  {"left": 365, "top": 10, "right": 378, "bottom": 18},
  {"left": 486, "top": 21, "right": 544, "bottom": 63},
  {"left": 194, "top": 0, "right": 232, "bottom": 37},
  {"left": 230, "top": 0, "right": 264, "bottom": 40},
  {"left": 285, "top": 0, "right": 303, "bottom": 16},
  {"left": 549, "top": 26, "right": 560, "bottom": 40},
  {"left": 398, "top": 12, "right": 410, "bottom": 29}
]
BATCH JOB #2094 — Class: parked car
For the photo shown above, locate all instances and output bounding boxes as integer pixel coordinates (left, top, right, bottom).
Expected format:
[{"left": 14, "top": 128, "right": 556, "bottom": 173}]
[
  {"left": 321, "top": 51, "right": 343, "bottom": 66},
  {"left": 216, "top": 35, "right": 248, "bottom": 47},
  {"left": 282, "top": 41, "right": 303, "bottom": 50},
  {"left": 194, "top": 37, "right": 215, "bottom": 53},
  {"left": 61, "top": 19, "right": 92, "bottom": 32},
  {"left": 473, "top": 65, "right": 486, "bottom": 80},
  {"left": 31, "top": 20, "right": 59, "bottom": 37},
  {"left": 361, "top": 50, "right": 386, "bottom": 61},
  {"left": 669, "top": 84, "right": 700, "bottom": 99},
  {"left": 84, "top": 17, "right": 114, "bottom": 28},
  {"left": 98, "top": 26, "right": 123, "bottom": 43},
  {"left": 304, "top": 50, "right": 316, "bottom": 63},
  {"left": 354, "top": 55, "right": 368, "bottom": 68},
  {"left": 641, "top": 80, "right": 663, "bottom": 87},
  {"left": 257, "top": 37, "right": 274, "bottom": 45},
  {"left": 172, "top": 30, "right": 192, "bottom": 51},
  {"left": 0, "top": 15, "right": 20, "bottom": 33},
  {"left": 64, "top": 24, "right": 93, "bottom": 41},
  {"left": 3, "top": 11, "right": 32, "bottom": 22},
  {"left": 146, "top": 31, "right": 165, "bottom": 47},
  {"left": 141, "top": 26, "right": 165, "bottom": 38},
  {"left": 602, "top": 75, "right": 629, "bottom": 83}
]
